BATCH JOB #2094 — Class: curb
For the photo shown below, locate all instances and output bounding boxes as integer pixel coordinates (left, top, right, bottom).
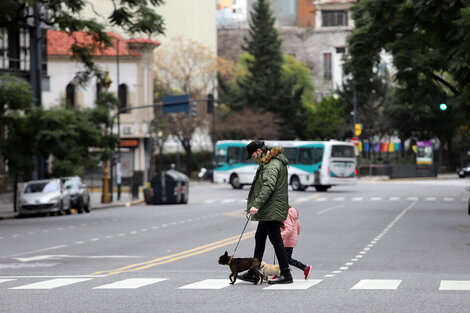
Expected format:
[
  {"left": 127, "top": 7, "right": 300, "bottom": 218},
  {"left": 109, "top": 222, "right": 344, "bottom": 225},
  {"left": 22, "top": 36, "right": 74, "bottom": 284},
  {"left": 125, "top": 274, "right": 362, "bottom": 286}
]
[{"left": 0, "top": 198, "right": 145, "bottom": 220}]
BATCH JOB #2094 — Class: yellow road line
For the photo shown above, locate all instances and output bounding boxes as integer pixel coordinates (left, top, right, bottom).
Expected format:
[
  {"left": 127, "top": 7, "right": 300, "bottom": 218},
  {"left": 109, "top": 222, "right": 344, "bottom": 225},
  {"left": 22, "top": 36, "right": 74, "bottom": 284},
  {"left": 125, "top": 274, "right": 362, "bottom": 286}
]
[{"left": 90, "top": 230, "right": 256, "bottom": 276}]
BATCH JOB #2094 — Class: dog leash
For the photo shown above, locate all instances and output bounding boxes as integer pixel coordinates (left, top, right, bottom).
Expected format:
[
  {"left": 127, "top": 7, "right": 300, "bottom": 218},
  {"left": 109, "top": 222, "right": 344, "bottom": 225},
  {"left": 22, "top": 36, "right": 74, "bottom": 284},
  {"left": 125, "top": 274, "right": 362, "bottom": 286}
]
[{"left": 229, "top": 213, "right": 252, "bottom": 264}]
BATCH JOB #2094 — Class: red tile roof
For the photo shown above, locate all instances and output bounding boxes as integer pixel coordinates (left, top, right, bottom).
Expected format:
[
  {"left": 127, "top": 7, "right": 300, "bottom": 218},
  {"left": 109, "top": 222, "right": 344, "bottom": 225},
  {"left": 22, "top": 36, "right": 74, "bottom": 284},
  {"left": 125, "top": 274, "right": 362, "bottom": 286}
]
[{"left": 47, "top": 30, "right": 160, "bottom": 57}]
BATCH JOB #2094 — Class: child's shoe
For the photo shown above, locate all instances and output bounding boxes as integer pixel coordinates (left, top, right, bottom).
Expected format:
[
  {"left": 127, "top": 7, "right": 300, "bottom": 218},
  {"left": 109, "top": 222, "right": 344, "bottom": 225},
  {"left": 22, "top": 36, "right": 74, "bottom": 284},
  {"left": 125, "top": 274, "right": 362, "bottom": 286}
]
[{"left": 304, "top": 265, "right": 311, "bottom": 280}]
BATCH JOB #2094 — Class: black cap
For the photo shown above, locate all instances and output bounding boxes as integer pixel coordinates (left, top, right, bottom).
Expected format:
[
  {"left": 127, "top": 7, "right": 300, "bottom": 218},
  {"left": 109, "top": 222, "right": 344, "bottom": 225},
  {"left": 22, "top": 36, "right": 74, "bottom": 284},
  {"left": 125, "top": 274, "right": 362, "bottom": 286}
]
[{"left": 246, "top": 140, "right": 265, "bottom": 160}]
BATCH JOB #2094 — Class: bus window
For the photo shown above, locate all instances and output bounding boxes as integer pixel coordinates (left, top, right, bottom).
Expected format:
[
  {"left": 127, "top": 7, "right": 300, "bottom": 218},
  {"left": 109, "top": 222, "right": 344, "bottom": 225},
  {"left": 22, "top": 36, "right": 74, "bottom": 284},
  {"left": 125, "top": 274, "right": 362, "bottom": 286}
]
[
  {"left": 331, "top": 145, "right": 355, "bottom": 157},
  {"left": 227, "top": 147, "right": 241, "bottom": 165},
  {"left": 299, "top": 148, "right": 314, "bottom": 164},
  {"left": 314, "top": 148, "right": 323, "bottom": 163},
  {"left": 216, "top": 148, "right": 227, "bottom": 167},
  {"left": 283, "top": 147, "right": 297, "bottom": 164}
]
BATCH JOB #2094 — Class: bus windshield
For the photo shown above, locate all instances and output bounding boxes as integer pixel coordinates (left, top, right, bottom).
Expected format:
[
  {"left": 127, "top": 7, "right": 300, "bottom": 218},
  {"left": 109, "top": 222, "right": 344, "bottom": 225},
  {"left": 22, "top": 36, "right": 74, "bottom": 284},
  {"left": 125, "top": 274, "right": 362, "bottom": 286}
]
[{"left": 331, "top": 145, "right": 355, "bottom": 158}]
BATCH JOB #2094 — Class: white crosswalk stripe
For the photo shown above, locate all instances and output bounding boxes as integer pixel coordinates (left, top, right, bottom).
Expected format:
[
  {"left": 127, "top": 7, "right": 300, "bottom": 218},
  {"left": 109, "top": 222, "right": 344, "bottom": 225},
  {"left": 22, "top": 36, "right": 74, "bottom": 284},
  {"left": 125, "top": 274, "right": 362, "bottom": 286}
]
[
  {"left": 1, "top": 278, "right": 470, "bottom": 291},
  {"left": 94, "top": 278, "right": 168, "bottom": 289},
  {"left": 439, "top": 280, "right": 470, "bottom": 291},
  {"left": 351, "top": 279, "right": 402, "bottom": 290},
  {"left": 263, "top": 279, "right": 322, "bottom": 290},
  {"left": 179, "top": 279, "right": 234, "bottom": 289},
  {"left": 11, "top": 278, "right": 93, "bottom": 289},
  {"left": 198, "top": 196, "right": 462, "bottom": 204},
  {"left": 221, "top": 199, "right": 236, "bottom": 203}
]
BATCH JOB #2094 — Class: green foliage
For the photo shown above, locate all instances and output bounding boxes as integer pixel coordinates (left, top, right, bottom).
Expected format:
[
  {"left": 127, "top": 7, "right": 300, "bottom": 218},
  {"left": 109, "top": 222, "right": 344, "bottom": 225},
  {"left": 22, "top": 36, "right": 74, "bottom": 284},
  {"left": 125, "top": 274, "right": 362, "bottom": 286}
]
[
  {"left": 26, "top": 107, "right": 102, "bottom": 176},
  {"left": 0, "top": 74, "right": 35, "bottom": 112},
  {"left": 0, "top": 75, "right": 35, "bottom": 176},
  {"left": 238, "top": 0, "right": 284, "bottom": 112},
  {"left": 305, "top": 96, "right": 347, "bottom": 140},
  {"left": 220, "top": 52, "right": 315, "bottom": 139},
  {"left": 1, "top": 0, "right": 165, "bottom": 85},
  {"left": 345, "top": 0, "right": 470, "bottom": 122}
]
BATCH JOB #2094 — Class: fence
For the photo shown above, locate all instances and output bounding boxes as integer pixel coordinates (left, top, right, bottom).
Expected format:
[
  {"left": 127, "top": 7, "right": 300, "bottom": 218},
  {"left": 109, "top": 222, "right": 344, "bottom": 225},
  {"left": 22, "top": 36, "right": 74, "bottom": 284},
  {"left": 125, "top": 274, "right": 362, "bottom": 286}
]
[{"left": 358, "top": 164, "right": 438, "bottom": 179}]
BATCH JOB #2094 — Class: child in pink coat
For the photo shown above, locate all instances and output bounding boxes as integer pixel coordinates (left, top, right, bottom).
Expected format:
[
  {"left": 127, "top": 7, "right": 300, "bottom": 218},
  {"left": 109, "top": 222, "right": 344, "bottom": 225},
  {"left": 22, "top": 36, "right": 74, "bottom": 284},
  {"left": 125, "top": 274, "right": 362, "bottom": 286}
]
[{"left": 280, "top": 206, "right": 311, "bottom": 279}]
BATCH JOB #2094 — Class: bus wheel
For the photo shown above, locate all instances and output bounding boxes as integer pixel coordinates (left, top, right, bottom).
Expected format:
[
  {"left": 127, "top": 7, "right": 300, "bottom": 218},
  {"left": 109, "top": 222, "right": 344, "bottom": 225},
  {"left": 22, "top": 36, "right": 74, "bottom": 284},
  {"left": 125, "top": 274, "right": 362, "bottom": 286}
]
[
  {"left": 230, "top": 174, "right": 242, "bottom": 189},
  {"left": 291, "top": 176, "right": 305, "bottom": 191},
  {"left": 315, "top": 185, "right": 329, "bottom": 192}
]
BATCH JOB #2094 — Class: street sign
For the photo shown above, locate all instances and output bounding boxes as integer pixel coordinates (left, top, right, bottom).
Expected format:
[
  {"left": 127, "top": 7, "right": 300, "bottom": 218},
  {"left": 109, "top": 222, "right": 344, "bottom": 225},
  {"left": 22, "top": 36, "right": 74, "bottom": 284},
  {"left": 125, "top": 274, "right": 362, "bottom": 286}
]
[
  {"left": 351, "top": 137, "right": 359, "bottom": 146},
  {"left": 162, "top": 94, "right": 190, "bottom": 114}
]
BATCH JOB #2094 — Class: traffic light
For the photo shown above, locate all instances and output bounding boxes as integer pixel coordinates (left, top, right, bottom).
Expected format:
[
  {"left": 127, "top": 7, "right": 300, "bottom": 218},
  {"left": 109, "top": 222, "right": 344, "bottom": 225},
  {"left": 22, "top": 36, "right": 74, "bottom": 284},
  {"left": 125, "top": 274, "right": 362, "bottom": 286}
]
[
  {"left": 207, "top": 93, "right": 214, "bottom": 114},
  {"left": 189, "top": 102, "right": 197, "bottom": 117},
  {"left": 439, "top": 94, "right": 447, "bottom": 111}
]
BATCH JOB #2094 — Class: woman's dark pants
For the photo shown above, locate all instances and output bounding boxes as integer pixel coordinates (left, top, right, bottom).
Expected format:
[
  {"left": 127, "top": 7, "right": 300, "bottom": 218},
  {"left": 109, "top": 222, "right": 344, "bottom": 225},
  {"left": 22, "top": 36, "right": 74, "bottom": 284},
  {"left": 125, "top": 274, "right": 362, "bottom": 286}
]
[{"left": 254, "top": 221, "right": 289, "bottom": 270}]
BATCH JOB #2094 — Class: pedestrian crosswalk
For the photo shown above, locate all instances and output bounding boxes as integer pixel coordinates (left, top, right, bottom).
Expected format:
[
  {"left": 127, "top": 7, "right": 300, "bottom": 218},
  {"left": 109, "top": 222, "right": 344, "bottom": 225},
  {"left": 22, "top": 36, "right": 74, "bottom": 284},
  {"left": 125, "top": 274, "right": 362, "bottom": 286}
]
[
  {"left": 198, "top": 196, "right": 466, "bottom": 205},
  {"left": 1, "top": 277, "right": 469, "bottom": 291}
]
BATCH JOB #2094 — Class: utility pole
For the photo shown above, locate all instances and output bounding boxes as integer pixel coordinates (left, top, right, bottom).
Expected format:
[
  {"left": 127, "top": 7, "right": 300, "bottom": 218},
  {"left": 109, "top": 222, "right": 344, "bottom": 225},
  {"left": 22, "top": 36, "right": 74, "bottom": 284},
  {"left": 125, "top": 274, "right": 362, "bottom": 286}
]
[
  {"left": 101, "top": 70, "right": 112, "bottom": 203},
  {"left": 116, "top": 39, "right": 122, "bottom": 200},
  {"left": 31, "top": 2, "right": 46, "bottom": 179}
]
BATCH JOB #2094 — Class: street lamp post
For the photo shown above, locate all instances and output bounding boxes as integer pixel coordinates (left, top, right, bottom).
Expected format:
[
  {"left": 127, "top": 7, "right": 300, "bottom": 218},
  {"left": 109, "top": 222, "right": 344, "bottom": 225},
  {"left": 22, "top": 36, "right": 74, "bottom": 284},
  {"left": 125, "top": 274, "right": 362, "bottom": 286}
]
[{"left": 101, "top": 69, "right": 112, "bottom": 204}]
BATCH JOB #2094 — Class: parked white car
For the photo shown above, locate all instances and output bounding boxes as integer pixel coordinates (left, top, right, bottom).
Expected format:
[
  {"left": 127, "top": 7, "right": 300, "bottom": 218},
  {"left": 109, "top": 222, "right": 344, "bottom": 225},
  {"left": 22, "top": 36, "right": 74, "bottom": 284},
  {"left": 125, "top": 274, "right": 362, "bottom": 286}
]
[
  {"left": 18, "top": 179, "right": 71, "bottom": 216},
  {"left": 457, "top": 164, "right": 470, "bottom": 178}
]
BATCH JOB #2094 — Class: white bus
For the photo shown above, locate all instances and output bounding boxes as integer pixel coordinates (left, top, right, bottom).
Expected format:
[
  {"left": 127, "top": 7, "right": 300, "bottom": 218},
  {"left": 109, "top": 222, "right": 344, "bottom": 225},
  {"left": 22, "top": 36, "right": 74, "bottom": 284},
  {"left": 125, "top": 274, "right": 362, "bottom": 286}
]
[{"left": 213, "top": 140, "right": 357, "bottom": 191}]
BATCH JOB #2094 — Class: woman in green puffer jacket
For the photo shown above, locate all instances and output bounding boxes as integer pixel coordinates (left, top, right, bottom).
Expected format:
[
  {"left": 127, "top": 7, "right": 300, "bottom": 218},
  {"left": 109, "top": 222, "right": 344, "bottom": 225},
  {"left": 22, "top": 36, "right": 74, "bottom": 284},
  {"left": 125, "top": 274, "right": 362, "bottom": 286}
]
[{"left": 237, "top": 140, "right": 293, "bottom": 285}]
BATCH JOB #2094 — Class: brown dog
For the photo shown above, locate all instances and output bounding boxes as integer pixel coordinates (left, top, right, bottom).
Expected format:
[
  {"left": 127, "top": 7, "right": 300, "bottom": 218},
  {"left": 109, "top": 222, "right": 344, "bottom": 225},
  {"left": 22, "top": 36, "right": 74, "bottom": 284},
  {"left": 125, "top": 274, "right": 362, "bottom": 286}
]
[{"left": 218, "top": 251, "right": 264, "bottom": 285}]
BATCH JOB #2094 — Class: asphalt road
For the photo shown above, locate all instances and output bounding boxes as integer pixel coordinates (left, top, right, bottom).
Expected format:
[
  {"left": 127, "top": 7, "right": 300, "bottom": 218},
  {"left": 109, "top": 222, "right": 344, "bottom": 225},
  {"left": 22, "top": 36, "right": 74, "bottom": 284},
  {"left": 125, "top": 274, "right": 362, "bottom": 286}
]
[{"left": 1, "top": 178, "right": 469, "bottom": 313}]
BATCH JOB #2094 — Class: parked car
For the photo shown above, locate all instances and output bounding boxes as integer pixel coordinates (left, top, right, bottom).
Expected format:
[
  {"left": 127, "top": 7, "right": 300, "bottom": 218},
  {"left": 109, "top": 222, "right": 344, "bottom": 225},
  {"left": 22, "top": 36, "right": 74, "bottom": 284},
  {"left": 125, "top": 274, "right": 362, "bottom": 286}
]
[
  {"left": 61, "top": 176, "right": 90, "bottom": 213},
  {"left": 18, "top": 179, "right": 71, "bottom": 216},
  {"left": 457, "top": 164, "right": 470, "bottom": 178}
]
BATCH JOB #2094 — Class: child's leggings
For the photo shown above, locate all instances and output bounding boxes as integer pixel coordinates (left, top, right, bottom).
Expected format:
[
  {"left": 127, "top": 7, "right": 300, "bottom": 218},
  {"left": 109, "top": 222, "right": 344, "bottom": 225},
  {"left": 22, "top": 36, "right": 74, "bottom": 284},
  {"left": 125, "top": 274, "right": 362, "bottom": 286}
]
[{"left": 285, "top": 247, "right": 307, "bottom": 270}]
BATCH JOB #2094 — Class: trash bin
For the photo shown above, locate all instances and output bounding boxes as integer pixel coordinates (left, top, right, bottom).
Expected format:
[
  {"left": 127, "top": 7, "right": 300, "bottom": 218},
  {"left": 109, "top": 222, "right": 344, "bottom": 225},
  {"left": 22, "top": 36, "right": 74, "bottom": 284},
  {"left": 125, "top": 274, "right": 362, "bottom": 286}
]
[{"left": 150, "top": 169, "right": 189, "bottom": 204}]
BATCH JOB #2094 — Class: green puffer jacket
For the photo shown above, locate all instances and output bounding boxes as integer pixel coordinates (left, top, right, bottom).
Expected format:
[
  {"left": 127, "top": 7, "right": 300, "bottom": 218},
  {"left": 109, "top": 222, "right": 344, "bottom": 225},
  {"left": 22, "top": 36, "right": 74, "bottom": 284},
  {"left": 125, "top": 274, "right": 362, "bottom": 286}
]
[{"left": 246, "top": 146, "right": 289, "bottom": 221}]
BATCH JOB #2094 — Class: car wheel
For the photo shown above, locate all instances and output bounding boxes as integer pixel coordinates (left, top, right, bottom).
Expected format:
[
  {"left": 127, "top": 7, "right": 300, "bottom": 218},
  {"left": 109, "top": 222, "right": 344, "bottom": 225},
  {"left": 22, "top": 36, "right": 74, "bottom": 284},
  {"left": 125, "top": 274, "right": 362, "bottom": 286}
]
[
  {"left": 83, "top": 196, "right": 90, "bottom": 213},
  {"left": 77, "top": 198, "right": 84, "bottom": 214},
  {"left": 291, "top": 176, "right": 305, "bottom": 191},
  {"left": 230, "top": 175, "right": 242, "bottom": 189}
]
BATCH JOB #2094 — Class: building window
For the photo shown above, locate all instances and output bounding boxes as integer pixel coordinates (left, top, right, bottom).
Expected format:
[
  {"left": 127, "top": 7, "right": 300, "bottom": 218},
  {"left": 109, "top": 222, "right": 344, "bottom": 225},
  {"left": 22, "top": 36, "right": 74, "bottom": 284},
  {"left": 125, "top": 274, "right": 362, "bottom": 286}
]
[
  {"left": 323, "top": 53, "right": 332, "bottom": 80},
  {"left": 96, "top": 82, "right": 102, "bottom": 100},
  {"left": 118, "top": 84, "right": 128, "bottom": 109},
  {"left": 66, "top": 83, "right": 75, "bottom": 107},
  {"left": 336, "top": 46, "right": 346, "bottom": 54},
  {"left": 322, "top": 10, "right": 348, "bottom": 27},
  {"left": 0, "top": 28, "right": 30, "bottom": 71}
]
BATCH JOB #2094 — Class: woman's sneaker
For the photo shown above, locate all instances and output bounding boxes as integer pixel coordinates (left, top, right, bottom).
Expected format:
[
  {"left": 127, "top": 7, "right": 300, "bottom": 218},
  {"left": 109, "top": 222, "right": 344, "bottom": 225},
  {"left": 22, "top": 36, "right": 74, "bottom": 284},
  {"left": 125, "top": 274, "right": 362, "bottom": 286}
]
[{"left": 304, "top": 265, "right": 311, "bottom": 280}]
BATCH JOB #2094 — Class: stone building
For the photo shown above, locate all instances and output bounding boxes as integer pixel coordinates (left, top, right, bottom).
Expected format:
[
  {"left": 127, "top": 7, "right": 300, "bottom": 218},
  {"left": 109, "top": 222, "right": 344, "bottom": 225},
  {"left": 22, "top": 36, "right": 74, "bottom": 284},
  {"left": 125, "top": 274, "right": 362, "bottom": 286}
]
[{"left": 217, "top": 0, "right": 357, "bottom": 98}]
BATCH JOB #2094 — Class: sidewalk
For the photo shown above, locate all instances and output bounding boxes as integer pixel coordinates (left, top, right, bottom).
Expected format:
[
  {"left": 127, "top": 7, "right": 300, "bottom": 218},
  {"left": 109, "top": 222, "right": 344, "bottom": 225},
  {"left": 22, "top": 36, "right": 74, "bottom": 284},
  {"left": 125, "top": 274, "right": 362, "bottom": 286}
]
[{"left": 0, "top": 191, "right": 144, "bottom": 220}]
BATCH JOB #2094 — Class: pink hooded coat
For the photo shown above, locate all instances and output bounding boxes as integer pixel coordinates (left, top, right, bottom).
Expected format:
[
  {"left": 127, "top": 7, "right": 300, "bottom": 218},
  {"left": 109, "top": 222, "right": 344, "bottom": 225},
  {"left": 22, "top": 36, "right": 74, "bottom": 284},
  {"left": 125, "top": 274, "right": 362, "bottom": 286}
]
[{"left": 281, "top": 207, "right": 300, "bottom": 248}]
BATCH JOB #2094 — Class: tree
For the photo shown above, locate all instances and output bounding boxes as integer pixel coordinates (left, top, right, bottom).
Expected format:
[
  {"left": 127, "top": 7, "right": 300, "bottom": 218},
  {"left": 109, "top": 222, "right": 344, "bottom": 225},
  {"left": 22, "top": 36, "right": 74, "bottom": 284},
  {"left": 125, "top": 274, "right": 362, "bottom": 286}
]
[
  {"left": 154, "top": 37, "right": 216, "bottom": 176},
  {"left": 0, "top": 75, "right": 35, "bottom": 211},
  {"left": 1, "top": 0, "right": 165, "bottom": 83},
  {"left": 28, "top": 107, "right": 102, "bottom": 177},
  {"left": 344, "top": 0, "right": 470, "bottom": 166},
  {"left": 305, "top": 96, "right": 347, "bottom": 140},
  {"left": 220, "top": 53, "right": 315, "bottom": 139},
  {"left": 238, "top": 0, "right": 284, "bottom": 112}
]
